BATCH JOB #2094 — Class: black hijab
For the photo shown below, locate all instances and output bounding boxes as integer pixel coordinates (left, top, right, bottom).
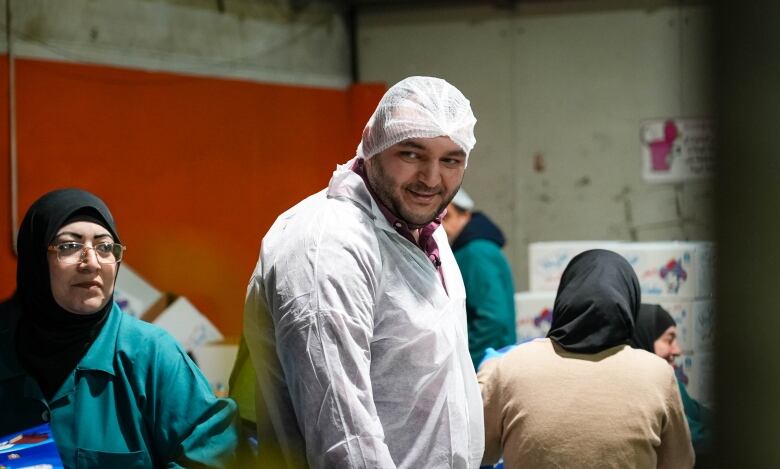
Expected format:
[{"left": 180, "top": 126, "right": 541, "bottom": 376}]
[
  {"left": 547, "top": 249, "right": 641, "bottom": 354},
  {"left": 14, "top": 188, "right": 121, "bottom": 400},
  {"left": 630, "top": 304, "right": 677, "bottom": 353}
]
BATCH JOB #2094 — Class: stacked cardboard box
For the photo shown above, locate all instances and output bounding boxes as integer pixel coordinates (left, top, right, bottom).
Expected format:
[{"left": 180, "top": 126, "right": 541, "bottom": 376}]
[
  {"left": 516, "top": 241, "right": 715, "bottom": 405},
  {"left": 114, "top": 265, "right": 235, "bottom": 395}
]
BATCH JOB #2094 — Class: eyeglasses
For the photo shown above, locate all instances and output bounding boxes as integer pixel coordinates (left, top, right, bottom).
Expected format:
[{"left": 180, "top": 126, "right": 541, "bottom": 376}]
[{"left": 47, "top": 242, "right": 126, "bottom": 264}]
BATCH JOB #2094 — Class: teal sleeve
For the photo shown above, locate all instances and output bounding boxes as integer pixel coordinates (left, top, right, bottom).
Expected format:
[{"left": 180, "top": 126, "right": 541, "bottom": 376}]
[
  {"left": 144, "top": 331, "right": 239, "bottom": 468},
  {"left": 455, "top": 240, "right": 517, "bottom": 368},
  {"left": 677, "top": 378, "right": 713, "bottom": 448}
]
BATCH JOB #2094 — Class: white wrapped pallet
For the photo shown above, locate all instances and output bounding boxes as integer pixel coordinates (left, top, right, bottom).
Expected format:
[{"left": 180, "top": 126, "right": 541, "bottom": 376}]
[
  {"left": 680, "top": 351, "right": 715, "bottom": 406},
  {"left": 692, "top": 300, "right": 716, "bottom": 352},
  {"left": 514, "top": 291, "right": 555, "bottom": 343},
  {"left": 114, "top": 264, "right": 164, "bottom": 319},
  {"left": 153, "top": 297, "right": 223, "bottom": 352},
  {"left": 529, "top": 241, "right": 715, "bottom": 298},
  {"left": 528, "top": 241, "right": 620, "bottom": 292}
]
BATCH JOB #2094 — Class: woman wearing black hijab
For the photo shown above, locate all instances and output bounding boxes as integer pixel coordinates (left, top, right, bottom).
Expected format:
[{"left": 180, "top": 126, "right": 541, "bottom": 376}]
[
  {"left": 632, "top": 303, "right": 714, "bottom": 467},
  {"left": 479, "top": 249, "right": 694, "bottom": 468},
  {"left": 0, "top": 188, "right": 237, "bottom": 467}
]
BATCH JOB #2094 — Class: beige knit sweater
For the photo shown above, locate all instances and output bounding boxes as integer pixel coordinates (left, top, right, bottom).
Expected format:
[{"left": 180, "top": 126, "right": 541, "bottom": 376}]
[{"left": 478, "top": 338, "right": 694, "bottom": 469}]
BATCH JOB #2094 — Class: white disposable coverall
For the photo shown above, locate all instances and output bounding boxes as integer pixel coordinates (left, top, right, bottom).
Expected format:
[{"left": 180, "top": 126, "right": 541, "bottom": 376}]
[{"left": 244, "top": 158, "right": 484, "bottom": 469}]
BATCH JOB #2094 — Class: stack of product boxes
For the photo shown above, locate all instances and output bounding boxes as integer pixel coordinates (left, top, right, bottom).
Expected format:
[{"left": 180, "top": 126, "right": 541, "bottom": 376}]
[
  {"left": 516, "top": 241, "right": 715, "bottom": 405},
  {"left": 113, "top": 265, "right": 237, "bottom": 396}
]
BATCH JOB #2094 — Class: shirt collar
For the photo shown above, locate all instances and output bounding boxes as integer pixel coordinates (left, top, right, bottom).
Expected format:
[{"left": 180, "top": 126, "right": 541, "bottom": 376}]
[{"left": 75, "top": 302, "right": 120, "bottom": 376}]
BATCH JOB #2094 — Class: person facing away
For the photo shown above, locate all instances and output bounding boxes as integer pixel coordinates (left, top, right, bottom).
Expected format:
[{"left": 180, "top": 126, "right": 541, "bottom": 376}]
[
  {"left": 243, "top": 76, "right": 484, "bottom": 469},
  {"left": 0, "top": 188, "right": 238, "bottom": 467},
  {"left": 631, "top": 303, "right": 713, "bottom": 466},
  {"left": 442, "top": 188, "right": 516, "bottom": 368},
  {"left": 478, "top": 249, "right": 695, "bottom": 469}
]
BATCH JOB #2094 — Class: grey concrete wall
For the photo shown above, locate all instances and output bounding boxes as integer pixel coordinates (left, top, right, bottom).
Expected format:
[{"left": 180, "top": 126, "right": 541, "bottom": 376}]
[
  {"left": 357, "top": 1, "right": 714, "bottom": 289},
  {"left": 2, "top": 0, "right": 351, "bottom": 87}
]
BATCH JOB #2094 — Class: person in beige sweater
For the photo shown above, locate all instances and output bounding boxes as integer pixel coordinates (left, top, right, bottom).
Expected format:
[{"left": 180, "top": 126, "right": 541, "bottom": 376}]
[{"left": 478, "top": 249, "right": 695, "bottom": 468}]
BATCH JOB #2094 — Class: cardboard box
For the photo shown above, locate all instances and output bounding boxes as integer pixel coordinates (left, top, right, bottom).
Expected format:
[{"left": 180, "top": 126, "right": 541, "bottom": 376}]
[
  {"left": 528, "top": 241, "right": 620, "bottom": 293},
  {"left": 529, "top": 241, "right": 715, "bottom": 298},
  {"left": 191, "top": 340, "right": 239, "bottom": 397},
  {"left": 514, "top": 291, "right": 555, "bottom": 343},
  {"left": 679, "top": 351, "right": 714, "bottom": 406},
  {"left": 152, "top": 297, "right": 223, "bottom": 352},
  {"left": 692, "top": 300, "right": 715, "bottom": 353},
  {"left": 114, "top": 264, "right": 165, "bottom": 320}
]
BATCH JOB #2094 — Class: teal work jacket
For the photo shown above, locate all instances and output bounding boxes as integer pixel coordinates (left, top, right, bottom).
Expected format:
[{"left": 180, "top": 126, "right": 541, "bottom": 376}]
[
  {"left": 678, "top": 378, "right": 713, "bottom": 450},
  {"left": 454, "top": 239, "right": 517, "bottom": 368},
  {"left": 0, "top": 301, "right": 238, "bottom": 468}
]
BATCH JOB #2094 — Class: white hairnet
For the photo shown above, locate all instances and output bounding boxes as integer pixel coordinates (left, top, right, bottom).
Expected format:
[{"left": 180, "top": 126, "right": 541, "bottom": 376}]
[
  {"left": 356, "top": 76, "right": 477, "bottom": 164},
  {"left": 451, "top": 188, "right": 475, "bottom": 211}
]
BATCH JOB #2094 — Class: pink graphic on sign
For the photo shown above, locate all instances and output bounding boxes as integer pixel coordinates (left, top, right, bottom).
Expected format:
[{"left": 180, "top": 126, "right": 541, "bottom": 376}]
[{"left": 647, "top": 120, "right": 680, "bottom": 172}]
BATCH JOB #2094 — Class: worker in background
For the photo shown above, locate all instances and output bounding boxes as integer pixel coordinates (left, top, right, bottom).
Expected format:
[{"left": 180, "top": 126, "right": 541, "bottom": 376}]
[
  {"left": 631, "top": 303, "right": 713, "bottom": 468},
  {"left": 243, "top": 76, "right": 484, "bottom": 468},
  {"left": 442, "top": 188, "right": 516, "bottom": 368},
  {"left": 479, "top": 249, "right": 694, "bottom": 468}
]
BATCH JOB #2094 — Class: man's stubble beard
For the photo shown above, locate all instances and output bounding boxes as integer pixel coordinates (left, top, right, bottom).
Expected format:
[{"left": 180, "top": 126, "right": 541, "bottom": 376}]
[{"left": 366, "top": 158, "right": 460, "bottom": 228}]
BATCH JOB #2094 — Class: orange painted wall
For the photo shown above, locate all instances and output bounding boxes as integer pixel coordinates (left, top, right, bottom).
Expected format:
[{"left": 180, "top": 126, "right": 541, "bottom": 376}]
[{"left": 0, "top": 56, "right": 385, "bottom": 337}]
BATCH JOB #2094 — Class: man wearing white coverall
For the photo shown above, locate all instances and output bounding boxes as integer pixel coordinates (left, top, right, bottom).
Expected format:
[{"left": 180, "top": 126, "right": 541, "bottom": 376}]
[{"left": 244, "top": 76, "right": 484, "bottom": 469}]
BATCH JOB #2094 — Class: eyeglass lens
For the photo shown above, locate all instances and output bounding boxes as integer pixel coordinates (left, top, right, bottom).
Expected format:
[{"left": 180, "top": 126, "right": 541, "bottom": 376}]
[{"left": 55, "top": 242, "right": 123, "bottom": 264}]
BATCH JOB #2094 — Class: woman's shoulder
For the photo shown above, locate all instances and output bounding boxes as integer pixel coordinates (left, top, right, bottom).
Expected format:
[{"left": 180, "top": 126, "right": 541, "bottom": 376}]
[
  {"left": 613, "top": 345, "right": 676, "bottom": 384},
  {"left": 619, "top": 345, "right": 671, "bottom": 368},
  {"left": 114, "top": 309, "right": 187, "bottom": 360}
]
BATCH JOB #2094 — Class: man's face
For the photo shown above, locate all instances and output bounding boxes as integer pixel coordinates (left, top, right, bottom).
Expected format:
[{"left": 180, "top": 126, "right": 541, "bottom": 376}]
[{"left": 365, "top": 136, "right": 466, "bottom": 227}]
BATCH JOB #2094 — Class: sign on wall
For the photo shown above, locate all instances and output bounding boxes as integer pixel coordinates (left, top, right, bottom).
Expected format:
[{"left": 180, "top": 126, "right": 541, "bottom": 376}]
[{"left": 640, "top": 118, "right": 715, "bottom": 183}]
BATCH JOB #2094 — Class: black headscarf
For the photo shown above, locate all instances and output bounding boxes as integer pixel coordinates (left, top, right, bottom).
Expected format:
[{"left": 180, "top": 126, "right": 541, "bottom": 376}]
[
  {"left": 14, "top": 188, "right": 121, "bottom": 400},
  {"left": 547, "top": 249, "right": 641, "bottom": 354},
  {"left": 630, "top": 304, "right": 677, "bottom": 353}
]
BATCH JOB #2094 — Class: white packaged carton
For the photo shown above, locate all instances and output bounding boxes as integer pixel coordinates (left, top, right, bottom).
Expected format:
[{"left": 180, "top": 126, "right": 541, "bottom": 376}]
[
  {"left": 529, "top": 241, "right": 715, "bottom": 298},
  {"left": 514, "top": 291, "right": 556, "bottom": 343},
  {"left": 114, "top": 264, "right": 164, "bottom": 319},
  {"left": 153, "top": 297, "right": 223, "bottom": 352},
  {"left": 191, "top": 342, "right": 239, "bottom": 396},
  {"left": 528, "top": 241, "right": 620, "bottom": 292},
  {"left": 679, "top": 351, "right": 714, "bottom": 406},
  {"left": 692, "top": 300, "right": 715, "bottom": 352}
]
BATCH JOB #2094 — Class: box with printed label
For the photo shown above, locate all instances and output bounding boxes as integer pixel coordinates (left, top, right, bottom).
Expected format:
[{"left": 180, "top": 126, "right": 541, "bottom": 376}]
[
  {"left": 514, "top": 291, "right": 556, "bottom": 343},
  {"left": 152, "top": 297, "right": 223, "bottom": 352},
  {"left": 692, "top": 300, "right": 715, "bottom": 353},
  {"left": 114, "top": 264, "right": 165, "bottom": 320},
  {"left": 679, "top": 351, "right": 714, "bottom": 407},
  {"left": 529, "top": 241, "right": 715, "bottom": 298}
]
